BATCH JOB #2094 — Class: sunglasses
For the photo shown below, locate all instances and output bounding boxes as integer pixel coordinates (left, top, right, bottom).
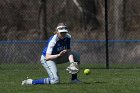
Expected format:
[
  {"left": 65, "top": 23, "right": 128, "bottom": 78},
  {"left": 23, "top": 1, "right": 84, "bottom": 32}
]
[{"left": 57, "top": 26, "right": 68, "bottom": 30}]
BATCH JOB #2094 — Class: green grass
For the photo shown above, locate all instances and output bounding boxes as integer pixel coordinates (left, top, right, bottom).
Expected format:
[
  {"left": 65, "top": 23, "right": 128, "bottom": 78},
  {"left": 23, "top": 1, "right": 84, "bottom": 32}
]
[{"left": 0, "top": 64, "right": 140, "bottom": 93}]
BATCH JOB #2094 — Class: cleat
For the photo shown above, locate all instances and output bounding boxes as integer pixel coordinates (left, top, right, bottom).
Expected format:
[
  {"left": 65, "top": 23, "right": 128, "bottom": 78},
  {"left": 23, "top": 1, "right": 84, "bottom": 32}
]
[
  {"left": 71, "top": 79, "right": 81, "bottom": 84},
  {"left": 22, "top": 80, "right": 25, "bottom": 85},
  {"left": 22, "top": 79, "right": 33, "bottom": 85}
]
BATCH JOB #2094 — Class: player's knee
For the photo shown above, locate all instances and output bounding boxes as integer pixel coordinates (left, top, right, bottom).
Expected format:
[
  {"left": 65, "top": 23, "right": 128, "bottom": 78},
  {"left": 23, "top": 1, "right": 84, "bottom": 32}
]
[
  {"left": 72, "top": 52, "right": 80, "bottom": 63},
  {"left": 50, "top": 77, "right": 60, "bottom": 84}
]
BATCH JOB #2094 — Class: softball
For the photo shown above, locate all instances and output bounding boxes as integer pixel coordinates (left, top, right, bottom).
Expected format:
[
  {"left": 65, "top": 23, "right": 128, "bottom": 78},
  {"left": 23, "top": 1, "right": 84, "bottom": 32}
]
[{"left": 84, "top": 69, "right": 91, "bottom": 75}]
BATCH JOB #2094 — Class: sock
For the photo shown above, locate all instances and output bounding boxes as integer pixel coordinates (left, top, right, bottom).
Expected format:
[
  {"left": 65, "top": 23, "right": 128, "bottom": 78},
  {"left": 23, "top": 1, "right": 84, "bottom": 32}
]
[
  {"left": 71, "top": 74, "right": 77, "bottom": 80},
  {"left": 32, "top": 78, "right": 50, "bottom": 84}
]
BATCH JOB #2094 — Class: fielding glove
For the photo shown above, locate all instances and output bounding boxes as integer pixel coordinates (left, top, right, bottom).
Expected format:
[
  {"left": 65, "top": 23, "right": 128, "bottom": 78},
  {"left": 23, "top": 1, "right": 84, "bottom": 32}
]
[{"left": 66, "top": 62, "right": 79, "bottom": 74}]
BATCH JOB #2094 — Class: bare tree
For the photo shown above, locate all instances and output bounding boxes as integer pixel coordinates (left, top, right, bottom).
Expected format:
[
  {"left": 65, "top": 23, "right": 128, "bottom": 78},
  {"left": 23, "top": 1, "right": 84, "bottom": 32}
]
[
  {"left": 39, "top": 0, "right": 48, "bottom": 40},
  {"left": 113, "top": 0, "right": 124, "bottom": 39},
  {"left": 111, "top": 0, "right": 125, "bottom": 63}
]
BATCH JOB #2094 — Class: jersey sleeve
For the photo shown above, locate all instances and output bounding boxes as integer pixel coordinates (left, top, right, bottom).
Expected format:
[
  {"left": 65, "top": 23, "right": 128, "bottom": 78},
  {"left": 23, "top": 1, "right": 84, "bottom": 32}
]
[
  {"left": 46, "top": 36, "right": 57, "bottom": 54},
  {"left": 46, "top": 42, "right": 55, "bottom": 54}
]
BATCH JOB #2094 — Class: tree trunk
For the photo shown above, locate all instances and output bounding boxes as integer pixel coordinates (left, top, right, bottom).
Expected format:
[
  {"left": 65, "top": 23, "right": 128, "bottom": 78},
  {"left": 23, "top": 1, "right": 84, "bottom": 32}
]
[
  {"left": 114, "top": 0, "right": 124, "bottom": 39},
  {"left": 39, "top": 0, "right": 48, "bottom": 40},
  {"left": 112, "top": 0, "right": 125, "bottom": 63}
]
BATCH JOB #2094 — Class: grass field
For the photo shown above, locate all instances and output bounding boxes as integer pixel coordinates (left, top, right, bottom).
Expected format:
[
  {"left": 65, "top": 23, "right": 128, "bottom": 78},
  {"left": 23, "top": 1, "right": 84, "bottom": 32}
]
[{"left": 0, "top": 64, "right": 140, "bottom": 93}]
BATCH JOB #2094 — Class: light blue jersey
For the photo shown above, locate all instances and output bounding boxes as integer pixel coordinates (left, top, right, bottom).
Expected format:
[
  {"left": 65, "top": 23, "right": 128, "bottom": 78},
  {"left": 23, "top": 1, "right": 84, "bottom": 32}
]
[{"left": 42, "top": 34, "right": 71, "bottom": 56}]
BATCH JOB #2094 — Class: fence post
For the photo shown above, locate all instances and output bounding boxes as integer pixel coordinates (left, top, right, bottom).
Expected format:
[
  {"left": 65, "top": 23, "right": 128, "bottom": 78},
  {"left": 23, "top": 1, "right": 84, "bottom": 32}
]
[{"left": 105, "top": 0, "right": 109, "bottom": 69}]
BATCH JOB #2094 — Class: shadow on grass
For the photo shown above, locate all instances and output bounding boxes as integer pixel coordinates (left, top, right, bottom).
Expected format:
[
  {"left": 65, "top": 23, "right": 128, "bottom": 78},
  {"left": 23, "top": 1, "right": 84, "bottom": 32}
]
[
  {"left": 58, "top": 81, "right": 107, "bottom": 84},
  {"left": 58, "top": 82, "right": 91, "bottom": 84},
  {"left": 94, "top": 81, "right": 107, "bottom": 84}
]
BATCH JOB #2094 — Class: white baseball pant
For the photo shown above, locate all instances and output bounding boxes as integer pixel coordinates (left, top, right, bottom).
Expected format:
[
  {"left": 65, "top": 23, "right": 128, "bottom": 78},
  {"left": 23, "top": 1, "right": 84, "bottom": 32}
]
[{"left": 40, "top": 52, "right": 80, "bottom": 84}]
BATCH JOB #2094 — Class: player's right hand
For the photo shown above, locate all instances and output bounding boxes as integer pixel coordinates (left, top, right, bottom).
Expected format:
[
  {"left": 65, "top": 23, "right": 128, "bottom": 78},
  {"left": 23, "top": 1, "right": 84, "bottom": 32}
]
[{"left": 59, "top": 50, "right": 67, "bottom": 56}]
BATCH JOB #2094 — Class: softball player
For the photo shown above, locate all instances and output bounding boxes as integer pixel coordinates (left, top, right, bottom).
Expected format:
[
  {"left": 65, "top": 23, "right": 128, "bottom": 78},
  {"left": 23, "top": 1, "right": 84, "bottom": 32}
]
[{"left": 22, "top": 23, "right": 80, "bottom": 85}]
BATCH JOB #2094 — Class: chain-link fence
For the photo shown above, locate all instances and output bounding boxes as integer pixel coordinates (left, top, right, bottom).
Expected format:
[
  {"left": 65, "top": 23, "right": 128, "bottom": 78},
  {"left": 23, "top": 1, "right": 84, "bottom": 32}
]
[{"left": 0, "top": 0, "right": 140, "bottom": 69}]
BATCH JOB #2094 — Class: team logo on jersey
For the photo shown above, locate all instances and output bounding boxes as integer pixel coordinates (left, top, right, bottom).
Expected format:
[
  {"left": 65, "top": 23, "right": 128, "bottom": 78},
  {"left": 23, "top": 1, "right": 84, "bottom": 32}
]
[
  {"left": 57, "top": 47, "right": 64, "bottom": 51},
  {"left": 57, "top": 43, "right": 60, "bottom": 47}
]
